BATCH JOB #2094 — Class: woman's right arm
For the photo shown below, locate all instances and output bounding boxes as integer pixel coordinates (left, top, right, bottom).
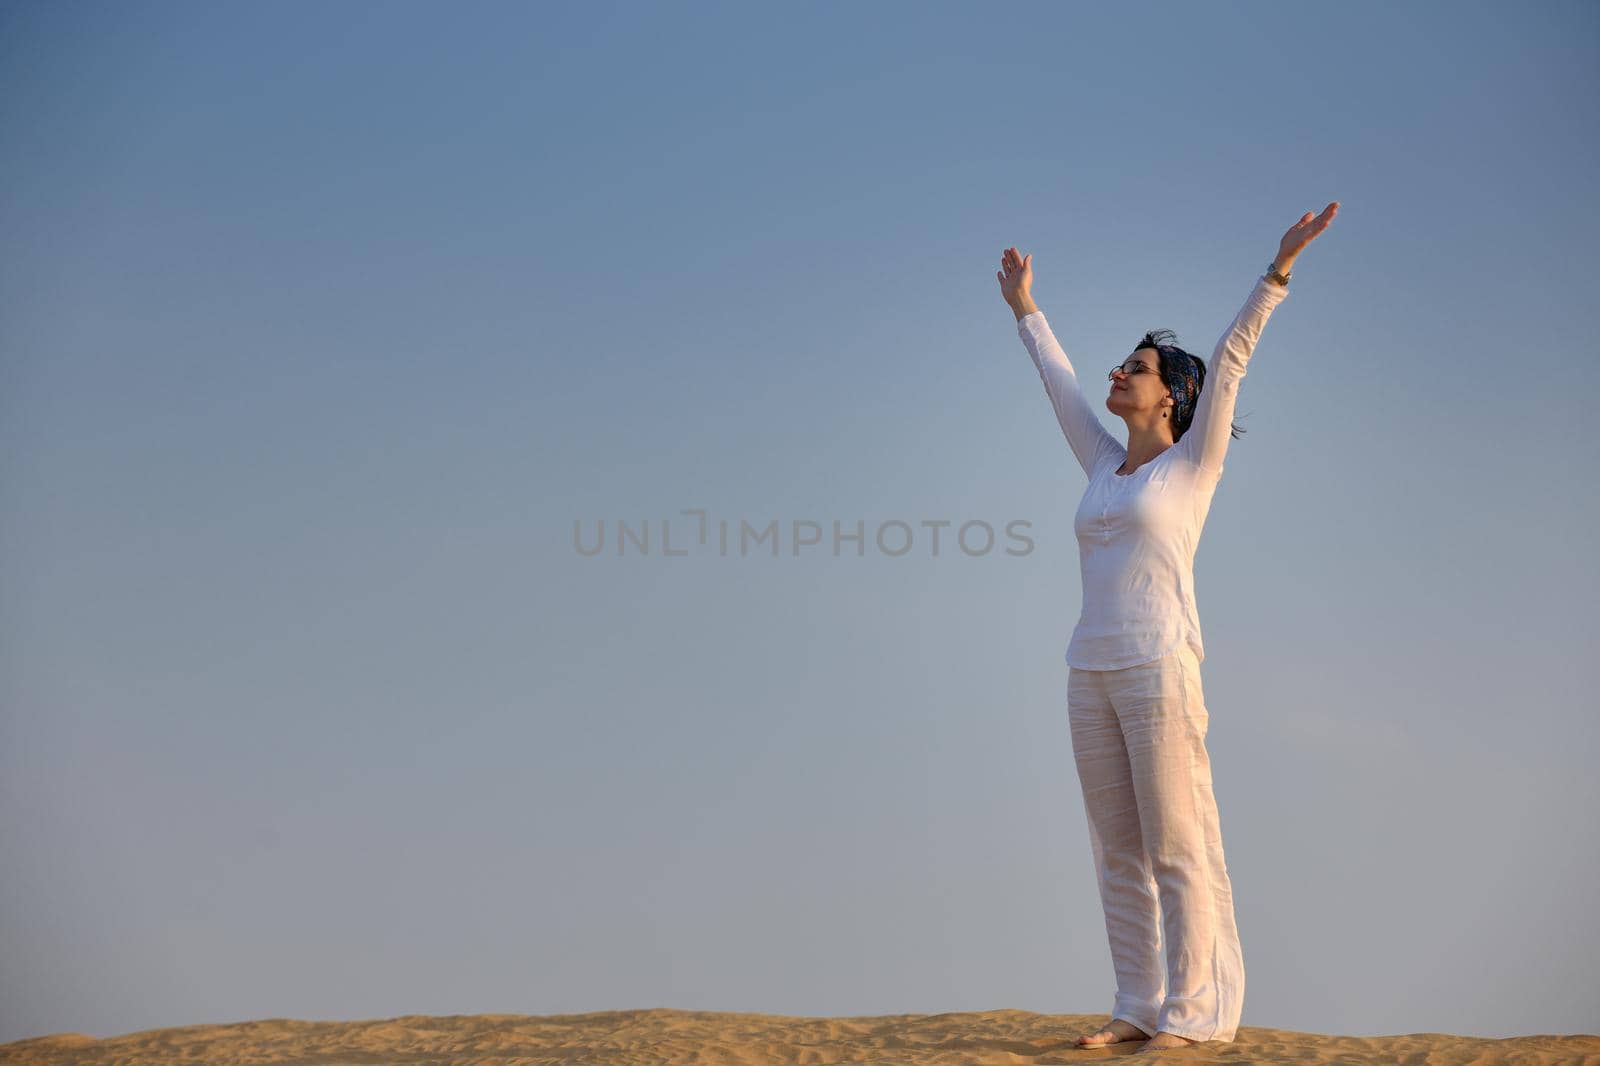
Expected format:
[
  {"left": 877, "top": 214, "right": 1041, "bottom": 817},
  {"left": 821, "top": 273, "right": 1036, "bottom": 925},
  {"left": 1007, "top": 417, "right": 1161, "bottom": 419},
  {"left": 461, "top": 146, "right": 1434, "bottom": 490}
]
[{"left": 999, "top": 247, "right": 1122, "bottom": 478}]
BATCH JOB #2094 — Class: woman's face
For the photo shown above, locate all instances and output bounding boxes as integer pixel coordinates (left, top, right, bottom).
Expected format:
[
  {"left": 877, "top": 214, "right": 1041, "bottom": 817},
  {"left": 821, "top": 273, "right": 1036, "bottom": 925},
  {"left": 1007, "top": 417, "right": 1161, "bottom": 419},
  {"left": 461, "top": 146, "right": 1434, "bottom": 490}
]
[{"left": 1106, "top": 346, "right": 1172, "bottom": 421}]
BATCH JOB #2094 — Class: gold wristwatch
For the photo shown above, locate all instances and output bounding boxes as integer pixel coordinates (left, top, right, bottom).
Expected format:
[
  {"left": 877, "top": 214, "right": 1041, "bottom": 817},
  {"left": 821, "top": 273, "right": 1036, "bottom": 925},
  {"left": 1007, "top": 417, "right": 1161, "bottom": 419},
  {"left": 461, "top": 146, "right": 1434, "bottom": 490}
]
[{"left": 1267, "top": 261, "right": 1292, "bottom": 286}]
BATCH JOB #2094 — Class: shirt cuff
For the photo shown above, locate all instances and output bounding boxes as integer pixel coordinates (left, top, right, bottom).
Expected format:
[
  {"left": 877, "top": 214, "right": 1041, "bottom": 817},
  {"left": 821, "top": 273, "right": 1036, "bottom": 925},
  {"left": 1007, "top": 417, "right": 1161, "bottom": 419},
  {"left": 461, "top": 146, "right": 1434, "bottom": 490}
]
[{"left": 1251, "top": 275, "right": 1290, "bottom": 310}]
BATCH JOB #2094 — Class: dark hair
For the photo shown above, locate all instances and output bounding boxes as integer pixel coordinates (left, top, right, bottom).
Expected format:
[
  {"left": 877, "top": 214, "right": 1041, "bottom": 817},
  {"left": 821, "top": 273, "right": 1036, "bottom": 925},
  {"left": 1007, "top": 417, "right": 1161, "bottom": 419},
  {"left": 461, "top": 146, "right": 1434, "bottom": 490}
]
[{"left": 1133, "top": 328, "right": 1248, "bottom": 444}]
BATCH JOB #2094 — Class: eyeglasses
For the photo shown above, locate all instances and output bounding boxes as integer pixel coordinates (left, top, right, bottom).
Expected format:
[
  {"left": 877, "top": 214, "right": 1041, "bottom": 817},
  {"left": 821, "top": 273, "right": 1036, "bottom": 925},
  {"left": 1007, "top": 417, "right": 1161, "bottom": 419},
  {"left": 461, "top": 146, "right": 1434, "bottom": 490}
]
[{"left": 1108, "top": 358, "right": 1159, "bottom": 381}]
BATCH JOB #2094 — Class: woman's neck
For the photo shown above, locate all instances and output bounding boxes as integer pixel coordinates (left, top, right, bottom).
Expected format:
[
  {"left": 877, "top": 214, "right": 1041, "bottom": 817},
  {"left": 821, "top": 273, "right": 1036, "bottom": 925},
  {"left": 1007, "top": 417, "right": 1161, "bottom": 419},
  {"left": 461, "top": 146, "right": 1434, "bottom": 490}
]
[{"left": 1122, "top": 426, "right": 1176, "bottom": 469}]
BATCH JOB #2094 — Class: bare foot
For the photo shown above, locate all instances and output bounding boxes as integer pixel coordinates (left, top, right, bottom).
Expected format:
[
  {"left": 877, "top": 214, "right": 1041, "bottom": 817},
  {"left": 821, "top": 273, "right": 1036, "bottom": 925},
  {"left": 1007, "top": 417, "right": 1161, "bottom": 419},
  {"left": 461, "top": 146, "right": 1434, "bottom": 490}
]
[
  {"left": 1133, "top": 1030, "right": 1200, "bottom": 1053},
  {"left": 1075, "top": 1018, "right": 1151, "bottom": 1047}
]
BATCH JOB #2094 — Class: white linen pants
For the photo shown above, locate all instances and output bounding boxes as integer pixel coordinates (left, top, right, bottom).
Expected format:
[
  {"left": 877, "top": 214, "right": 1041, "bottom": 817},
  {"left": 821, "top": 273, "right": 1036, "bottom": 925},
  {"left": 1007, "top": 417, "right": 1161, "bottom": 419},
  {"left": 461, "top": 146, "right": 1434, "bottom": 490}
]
[{"left": 1067, "top": 642, "right": 1244, "bottom": 1043}]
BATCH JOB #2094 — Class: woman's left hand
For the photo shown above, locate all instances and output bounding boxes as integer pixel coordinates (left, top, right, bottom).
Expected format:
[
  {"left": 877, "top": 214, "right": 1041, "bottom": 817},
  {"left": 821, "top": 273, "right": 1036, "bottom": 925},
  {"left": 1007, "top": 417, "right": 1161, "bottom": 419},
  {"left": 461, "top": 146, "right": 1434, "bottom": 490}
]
[{"left": 1276, "top": 201, "right": 1340, "bottom": 269}]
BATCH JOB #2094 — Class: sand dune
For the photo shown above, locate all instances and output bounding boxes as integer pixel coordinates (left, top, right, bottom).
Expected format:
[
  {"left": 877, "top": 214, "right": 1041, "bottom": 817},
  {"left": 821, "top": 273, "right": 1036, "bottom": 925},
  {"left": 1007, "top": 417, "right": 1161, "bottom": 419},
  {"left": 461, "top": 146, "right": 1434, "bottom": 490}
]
[{"left": 3, "top": 1009, "right": 1597, "bottom": 1064}]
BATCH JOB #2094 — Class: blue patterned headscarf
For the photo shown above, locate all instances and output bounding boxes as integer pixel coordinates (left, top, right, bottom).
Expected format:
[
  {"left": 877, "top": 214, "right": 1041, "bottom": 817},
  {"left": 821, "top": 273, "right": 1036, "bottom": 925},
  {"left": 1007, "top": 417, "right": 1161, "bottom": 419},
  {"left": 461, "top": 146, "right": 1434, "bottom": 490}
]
[{"left": 1137, "top": 341, "right": 1206, "bottom": 429}]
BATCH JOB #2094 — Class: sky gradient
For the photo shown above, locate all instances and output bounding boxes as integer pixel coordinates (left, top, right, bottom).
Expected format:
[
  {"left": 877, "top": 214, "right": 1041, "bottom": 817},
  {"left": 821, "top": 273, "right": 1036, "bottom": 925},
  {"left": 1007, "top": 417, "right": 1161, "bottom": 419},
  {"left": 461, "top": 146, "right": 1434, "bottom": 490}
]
[{"left": 2, "top": 0, "right": 1597, "bottom": 1045}]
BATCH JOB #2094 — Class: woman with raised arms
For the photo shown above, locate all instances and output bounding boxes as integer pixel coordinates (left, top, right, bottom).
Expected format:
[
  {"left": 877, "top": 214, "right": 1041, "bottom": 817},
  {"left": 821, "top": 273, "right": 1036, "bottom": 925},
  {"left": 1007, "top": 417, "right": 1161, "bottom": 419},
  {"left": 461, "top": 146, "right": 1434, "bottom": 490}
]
[{"left": 996, "top": 202, "right": 1339, "bottom": 1053}]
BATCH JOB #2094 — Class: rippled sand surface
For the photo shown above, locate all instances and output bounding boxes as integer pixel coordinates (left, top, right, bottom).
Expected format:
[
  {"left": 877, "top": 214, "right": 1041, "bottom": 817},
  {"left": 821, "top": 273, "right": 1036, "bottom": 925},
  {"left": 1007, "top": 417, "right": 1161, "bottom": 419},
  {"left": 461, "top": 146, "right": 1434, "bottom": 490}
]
[{"left": 4, "top": 1009, "right": 1597, "bottom": 1064}]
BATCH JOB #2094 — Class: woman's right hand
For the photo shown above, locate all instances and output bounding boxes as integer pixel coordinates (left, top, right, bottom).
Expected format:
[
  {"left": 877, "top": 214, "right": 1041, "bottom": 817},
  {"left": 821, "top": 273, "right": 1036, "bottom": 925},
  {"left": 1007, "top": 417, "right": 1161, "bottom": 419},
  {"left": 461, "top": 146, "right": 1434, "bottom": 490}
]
[
  {"left": 998, "top": 246, "right": 1036, "bottom": 320},
  {"left": 997, "top": 246, "right": 1033, "bottom": 310}
]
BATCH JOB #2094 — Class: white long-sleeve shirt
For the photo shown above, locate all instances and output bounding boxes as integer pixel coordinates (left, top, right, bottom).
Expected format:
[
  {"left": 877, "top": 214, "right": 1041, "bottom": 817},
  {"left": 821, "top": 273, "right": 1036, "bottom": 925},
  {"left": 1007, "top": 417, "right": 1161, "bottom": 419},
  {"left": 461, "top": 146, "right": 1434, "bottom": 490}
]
[{"left": 1017, "top": 274, "right": 1289, "bottom": 670}]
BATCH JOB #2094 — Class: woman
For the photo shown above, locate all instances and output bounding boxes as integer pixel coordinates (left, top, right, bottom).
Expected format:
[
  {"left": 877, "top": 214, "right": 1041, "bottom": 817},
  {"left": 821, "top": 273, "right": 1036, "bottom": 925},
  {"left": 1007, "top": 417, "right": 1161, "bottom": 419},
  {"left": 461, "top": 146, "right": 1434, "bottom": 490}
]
[{"left": 995, "top": 203, "right": 1339, "bottom": 1054}]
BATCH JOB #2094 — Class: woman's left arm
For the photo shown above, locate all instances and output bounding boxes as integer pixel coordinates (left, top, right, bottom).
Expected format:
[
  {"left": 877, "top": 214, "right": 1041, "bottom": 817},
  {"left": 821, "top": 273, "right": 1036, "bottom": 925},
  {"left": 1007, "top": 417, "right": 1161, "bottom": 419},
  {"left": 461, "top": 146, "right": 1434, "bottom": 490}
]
[{"left": 1177, "top": 202, "right": 1340, "bottom": 476}]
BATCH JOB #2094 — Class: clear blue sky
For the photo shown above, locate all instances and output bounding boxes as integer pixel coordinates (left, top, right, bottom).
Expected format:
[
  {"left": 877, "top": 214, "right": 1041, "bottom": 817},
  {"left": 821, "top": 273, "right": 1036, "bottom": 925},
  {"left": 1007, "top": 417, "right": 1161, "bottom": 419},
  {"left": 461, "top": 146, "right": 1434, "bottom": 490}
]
[{"left": 2, "top": 0, "right": 1596, "bottom": 1046}]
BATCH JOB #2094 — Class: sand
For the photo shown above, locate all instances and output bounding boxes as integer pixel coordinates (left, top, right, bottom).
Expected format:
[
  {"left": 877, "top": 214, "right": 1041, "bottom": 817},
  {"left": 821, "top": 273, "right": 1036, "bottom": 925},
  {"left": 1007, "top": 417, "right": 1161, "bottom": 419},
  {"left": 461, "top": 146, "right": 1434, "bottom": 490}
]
[{"left": 2, "top": 1009, "right": 1597, "bottom": 1064}]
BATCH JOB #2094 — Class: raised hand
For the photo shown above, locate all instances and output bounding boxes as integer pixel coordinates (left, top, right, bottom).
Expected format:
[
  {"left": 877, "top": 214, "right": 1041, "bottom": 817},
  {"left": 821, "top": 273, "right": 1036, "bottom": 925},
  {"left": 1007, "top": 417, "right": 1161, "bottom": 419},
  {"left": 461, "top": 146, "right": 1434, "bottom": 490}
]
[
  {"left": 997, "top": 246, "right": 1033, "bottom": 310},
  {"left": 1276, "top": 201, "right": 1340, "bottom": 269}
]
